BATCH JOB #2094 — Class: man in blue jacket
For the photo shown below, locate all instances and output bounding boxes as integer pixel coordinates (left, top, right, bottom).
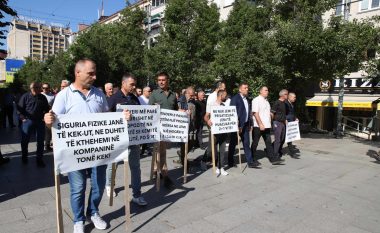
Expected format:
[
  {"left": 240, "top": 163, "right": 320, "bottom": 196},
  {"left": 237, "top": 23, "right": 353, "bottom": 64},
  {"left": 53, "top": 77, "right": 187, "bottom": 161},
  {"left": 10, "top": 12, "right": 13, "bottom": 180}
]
[{"left": 228, "top": 83, "right": 258, "bottom": 168}]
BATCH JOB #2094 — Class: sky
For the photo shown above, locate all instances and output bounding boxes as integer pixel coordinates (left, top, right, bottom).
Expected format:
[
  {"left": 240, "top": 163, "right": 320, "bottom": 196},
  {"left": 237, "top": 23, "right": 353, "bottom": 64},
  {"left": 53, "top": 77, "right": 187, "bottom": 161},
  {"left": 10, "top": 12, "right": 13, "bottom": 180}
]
[{"left": 2, "top": 0, "right": 136, "bottom": 49}]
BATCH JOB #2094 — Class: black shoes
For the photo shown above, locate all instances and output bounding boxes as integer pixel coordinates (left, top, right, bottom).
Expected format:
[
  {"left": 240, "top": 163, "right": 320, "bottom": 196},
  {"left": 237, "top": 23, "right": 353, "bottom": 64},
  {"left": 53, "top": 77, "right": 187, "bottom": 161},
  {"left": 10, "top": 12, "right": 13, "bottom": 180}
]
[
  {"left": 270, "top": 158, "right": 284, "bottom": 165},
  {"left": 248, "top": 161, "right": 261, "bottom": 168}
]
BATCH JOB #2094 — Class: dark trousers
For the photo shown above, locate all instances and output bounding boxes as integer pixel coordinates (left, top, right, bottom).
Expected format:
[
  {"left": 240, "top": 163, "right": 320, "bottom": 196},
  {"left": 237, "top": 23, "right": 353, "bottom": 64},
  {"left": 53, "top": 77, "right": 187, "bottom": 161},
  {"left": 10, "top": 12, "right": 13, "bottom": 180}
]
[
  {"left": 195, "top": 121, "right": 204, "bottom": 147},
  {"left": 228, "top": 122, "right": 253, "bottom": 166},
  {"left": 251, "top": 127, "right": 276, "bottom": 161},
  {"left": 215, "top": 134, "right": 227, "bottom": 169},
  {"left": 21, "top": 119, "right": 45, "bottom": 159},
  {"left": 2, "top": 105, "right": 14, "bottom": 127},
  {"left": 273, "top": 121, "right": 286, "bottom": 157}
]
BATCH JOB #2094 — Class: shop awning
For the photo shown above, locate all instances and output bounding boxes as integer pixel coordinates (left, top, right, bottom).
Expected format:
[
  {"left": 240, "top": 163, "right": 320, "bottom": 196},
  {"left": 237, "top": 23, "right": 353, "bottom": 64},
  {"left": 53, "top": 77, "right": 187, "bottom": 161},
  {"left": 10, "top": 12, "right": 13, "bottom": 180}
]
[{"left": 306, "top": 95, "right": 380, "bottom": 108}]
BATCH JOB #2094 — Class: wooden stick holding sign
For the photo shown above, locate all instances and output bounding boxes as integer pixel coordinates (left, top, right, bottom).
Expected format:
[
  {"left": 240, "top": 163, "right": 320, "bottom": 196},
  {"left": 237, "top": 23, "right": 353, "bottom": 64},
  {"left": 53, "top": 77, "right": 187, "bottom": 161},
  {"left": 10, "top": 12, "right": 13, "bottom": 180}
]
[
  {"left": 54, "top": 171, "right": 64, "bottom": 233},
  {"left": 183, "top": 142, "right": 189, "bottom": 183},
  {"left": 156, "top": 143, "right": 161, "bottom": 192},
  {"left": 109, "top": 163, "right": 116, "bottom": 206},
  {"left": 124, "top": 160, "right": 131, "bottom": 232},
  {"left": 211, "top": 133, "right": 216, "bottom": 174},
  {"left": 237, "top": 132, "right": 242, "bottom": 171}
]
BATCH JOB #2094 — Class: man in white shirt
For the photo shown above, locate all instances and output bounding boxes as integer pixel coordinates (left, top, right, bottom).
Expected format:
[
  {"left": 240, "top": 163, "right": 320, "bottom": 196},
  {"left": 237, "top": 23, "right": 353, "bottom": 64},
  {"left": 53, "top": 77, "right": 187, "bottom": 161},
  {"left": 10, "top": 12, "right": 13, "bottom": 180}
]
[
  {"left": 251, "top": 86, "right": 283, "bottom": 166},
  {"left": 202, "top": 81, "right": 226, "bottom": 170},
  {"left": 138, "top": 86, "right": 151, "bottom": 105}
]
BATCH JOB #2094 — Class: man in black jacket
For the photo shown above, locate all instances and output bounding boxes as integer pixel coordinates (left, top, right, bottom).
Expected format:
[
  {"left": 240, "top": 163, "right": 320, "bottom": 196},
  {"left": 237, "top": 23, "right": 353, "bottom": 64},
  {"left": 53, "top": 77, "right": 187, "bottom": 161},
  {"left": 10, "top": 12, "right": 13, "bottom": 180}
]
[
  {"left": 285, "top": 92, "right": 299, "bottom": 156},
  {"left": 272, "top": 89, "right": 288, "bottom": 159},
  {"left": 17, "top": 82, "right": 49, "bottom": 167}
]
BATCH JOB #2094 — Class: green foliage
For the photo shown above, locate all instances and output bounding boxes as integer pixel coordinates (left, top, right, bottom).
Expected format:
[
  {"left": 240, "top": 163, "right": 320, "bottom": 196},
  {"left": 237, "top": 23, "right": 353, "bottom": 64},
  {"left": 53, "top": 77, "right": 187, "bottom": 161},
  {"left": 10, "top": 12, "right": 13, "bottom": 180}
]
[
  {"left": 146, "top": 0, "right": 221, "bottom": 91},
  {"left": 0, "top": 0, "right": 17, "bottom": 46}
]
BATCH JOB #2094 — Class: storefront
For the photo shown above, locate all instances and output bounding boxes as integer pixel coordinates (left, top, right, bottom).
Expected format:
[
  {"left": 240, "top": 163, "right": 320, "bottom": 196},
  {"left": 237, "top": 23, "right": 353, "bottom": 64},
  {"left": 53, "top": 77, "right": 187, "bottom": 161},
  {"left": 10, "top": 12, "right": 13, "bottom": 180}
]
[{"left": 306, "top": 72, "right": 380, "bottom": 134}]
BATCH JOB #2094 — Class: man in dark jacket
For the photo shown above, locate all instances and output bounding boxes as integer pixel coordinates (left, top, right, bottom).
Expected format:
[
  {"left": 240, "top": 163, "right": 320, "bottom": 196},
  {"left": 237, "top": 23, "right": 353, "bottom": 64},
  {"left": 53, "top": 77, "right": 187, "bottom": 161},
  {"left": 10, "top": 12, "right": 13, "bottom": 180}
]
[
  {"left": 194, "top": 90, "right": 206, "bottom": 149},
  {"left": 285, "top": 92, "right": 299, "bottom": 157},
  {"left": 272, "top": 89, "right": 288, "bottom": 159},
  {"left": 228, "top": 83, "right": 257, "bottom": 168},
  {"left": 17, "top": 82, "right": 50, "bottom": 167}
]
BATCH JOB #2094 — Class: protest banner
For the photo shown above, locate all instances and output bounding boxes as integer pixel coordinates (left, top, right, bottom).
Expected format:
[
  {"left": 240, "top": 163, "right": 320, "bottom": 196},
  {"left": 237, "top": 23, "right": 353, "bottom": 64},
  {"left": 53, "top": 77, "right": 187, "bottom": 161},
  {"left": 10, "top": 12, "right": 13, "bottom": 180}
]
[
  {"left": 210, "top": 106, "right": 238, "bottom": 134},
  {"left": 51, "top": 112, "right": 130, "bottom": 233},
  {"left": 52, "top": 112, "right": 130, "bottom": 174},
  {"left": 116, "top": 105, "right": 160, "bottom": 145},
  {"left": 285, "top": 121, "right": 301, "bottom": 143},
  {"left": 210, "top": 106, "right": 241, "bottom": 174},
  {"left": 160, "top": 109, "right": 189, "bottom": 142}
]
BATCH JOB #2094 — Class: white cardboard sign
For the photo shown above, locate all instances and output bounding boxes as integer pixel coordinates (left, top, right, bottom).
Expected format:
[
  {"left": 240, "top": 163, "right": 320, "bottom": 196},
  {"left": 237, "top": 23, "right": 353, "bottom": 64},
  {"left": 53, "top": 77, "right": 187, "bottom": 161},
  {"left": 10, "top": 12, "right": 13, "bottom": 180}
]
[
  {"left": 285, "top": 121, "right": 301, "bottom": 143},
  {"left": 160, "top": 109, "right": 189, "bottom": 142},
  {"left": 210, "top": 106, "right": 238, "bottom": 134}
]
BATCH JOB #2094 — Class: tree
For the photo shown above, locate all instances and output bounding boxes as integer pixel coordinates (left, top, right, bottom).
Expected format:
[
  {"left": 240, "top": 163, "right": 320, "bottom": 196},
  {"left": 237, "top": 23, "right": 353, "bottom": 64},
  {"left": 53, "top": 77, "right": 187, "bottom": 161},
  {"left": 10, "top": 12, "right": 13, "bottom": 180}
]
[
  {"left": 14, "top": 57, "right": 46, "bottom": 86},
  {"left": 70, "top": 7, "right": 146, "bottom": 87},
  {"left": 146, "top": 0, "right": 221, "bottom": 91},
  {"left": 0, "top": 0, "right": 17, "bottom": 46}
]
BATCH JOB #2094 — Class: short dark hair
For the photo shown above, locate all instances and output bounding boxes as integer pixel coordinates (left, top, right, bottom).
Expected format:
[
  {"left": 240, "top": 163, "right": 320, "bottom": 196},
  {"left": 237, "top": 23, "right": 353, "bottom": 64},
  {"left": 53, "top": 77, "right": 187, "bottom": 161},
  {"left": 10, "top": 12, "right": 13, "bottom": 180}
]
[
  {"left": 239, "top": 82, "right": 248, "bottom": 87},
  {"left": 156, "top": 71, "right": 169, "bottom": 80},
  {"left": 217, "top": 89, "right": 226, "bottom": 97},
  {"left": 214, "top": 80, "right": 225, "bottom": 90},
  {"left": 122, "top": 72, "right": 136, "bottom": 82}
]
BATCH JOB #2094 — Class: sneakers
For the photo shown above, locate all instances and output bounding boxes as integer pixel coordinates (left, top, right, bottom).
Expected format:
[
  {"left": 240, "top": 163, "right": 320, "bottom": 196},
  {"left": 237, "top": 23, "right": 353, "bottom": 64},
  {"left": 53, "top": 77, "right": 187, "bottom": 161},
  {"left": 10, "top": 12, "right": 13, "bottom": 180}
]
[
  {"left": 105, "top": 186, "right": 116, "bottom": 198},
  {"left": 132, "top": 196, "right": 148, "bottom": 206},
  {"left": 90, "top": 213, "right": 107, "bottom": 230},
  {"left": 73, "top": 221, "right": 84, "bottom": 233},
  {"left": 215, "top": 168, "right": 229, "bottom": 176}
]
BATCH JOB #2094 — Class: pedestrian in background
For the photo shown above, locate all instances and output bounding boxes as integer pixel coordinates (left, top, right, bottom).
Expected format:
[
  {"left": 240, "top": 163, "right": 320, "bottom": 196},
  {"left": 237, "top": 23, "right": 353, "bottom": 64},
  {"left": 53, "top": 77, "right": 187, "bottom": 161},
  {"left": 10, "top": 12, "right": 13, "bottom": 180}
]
[
  {"left": 272, "top": 89, "right": 288, "bottom": 159},
  {"left": 41, "top": 83, "right": 55, "bottom": 152}
]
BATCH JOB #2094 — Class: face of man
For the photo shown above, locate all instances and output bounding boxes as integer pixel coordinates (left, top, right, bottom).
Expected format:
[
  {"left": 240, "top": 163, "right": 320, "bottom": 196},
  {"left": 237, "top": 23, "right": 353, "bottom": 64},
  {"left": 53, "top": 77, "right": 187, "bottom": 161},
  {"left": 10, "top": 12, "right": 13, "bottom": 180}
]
[
  {"left": 143, "top": 87, "right": 151, "bottom": 98},
  {"left": 281, "top": 91, "right": 289, "bottom": 101},
  {"left": 198, "top": 92, "right": 205, "bottom": 101},
  {"left": 42, "top": 84, "right": 50, "bottom": 94},
  {"left": 185, "top": 89, "right": 195, "bottom": 101},
  {"left": 76, "top": 61, "right": 96, "bottom": 89},
  {"left": 157, "top": 75, "right": 168, "bottom": 90},
  {"left": 105, "top": 84, "right": 113, "bottom": 97},
  {"left": 122, "top": 77, "right": 136, "bottom": 94},
  {"left": 239, "top": 84, "right": 249, "bottom": 97},
  {"left": 289, "top": 94, "right": 296, "bottom": 103},
  {"left": 136, "top": 88, "right": 142, "bottom": 96},
  {"left": 260, "top": 87, "right": 269, "bottom": 98},
  {"left": 61, "top": 82, "right": 68, "bottom": 90},
  {"left": 30, "top": 83, "right": 41, "bottom": 96}
]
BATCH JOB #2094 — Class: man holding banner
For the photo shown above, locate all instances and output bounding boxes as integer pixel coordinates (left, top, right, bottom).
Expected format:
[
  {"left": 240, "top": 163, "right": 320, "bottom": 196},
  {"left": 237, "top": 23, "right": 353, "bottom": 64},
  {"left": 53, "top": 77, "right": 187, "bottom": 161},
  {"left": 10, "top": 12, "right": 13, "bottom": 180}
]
[
  {"left": 107, "top": 73, "right": 148, "bottom": 206},
  {"left": 204, "top": 90, "right": 229, "bottom": 176},
  {"left": 149, "top": 71, "right": 178, "bottom": 189},
  {"left": 44, "top": 59, "right": 131, "bottom": 233},
  {"left": 285, "top": 92, "right": 300, "bottom": 157}
]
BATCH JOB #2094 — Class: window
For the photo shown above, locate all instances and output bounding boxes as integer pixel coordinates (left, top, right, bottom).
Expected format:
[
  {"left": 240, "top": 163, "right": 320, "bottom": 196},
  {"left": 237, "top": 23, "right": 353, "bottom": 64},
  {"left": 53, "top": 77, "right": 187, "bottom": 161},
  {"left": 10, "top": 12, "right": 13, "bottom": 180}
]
[
  {"left": 360, "top": 0, "right": 379, "bottom": 10},
  {"left": 335, "top": 0, "right": 350, "bottom": 15}
]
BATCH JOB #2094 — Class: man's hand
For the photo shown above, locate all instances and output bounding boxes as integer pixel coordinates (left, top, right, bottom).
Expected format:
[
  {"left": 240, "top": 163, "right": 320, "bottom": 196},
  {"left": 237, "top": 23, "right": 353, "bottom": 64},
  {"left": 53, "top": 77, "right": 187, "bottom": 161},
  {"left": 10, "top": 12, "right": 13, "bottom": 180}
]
[
  {"left": 207, "top": 119, "right": 213, "bottom": 127},
  {"left": 296, "top": 118, "right": 299, "bottom": 121},
  {"left": 239, "top": 127, "right": 242, "bottom": 134},
  {"left": 44, "top": 110, "right": 55, "bottom": 128},
  {"left": 259, "top": 123, "right": 265, "bottom": 131},
  {"left": 123, "top": 109, "right": 131, "bottom": 121}
]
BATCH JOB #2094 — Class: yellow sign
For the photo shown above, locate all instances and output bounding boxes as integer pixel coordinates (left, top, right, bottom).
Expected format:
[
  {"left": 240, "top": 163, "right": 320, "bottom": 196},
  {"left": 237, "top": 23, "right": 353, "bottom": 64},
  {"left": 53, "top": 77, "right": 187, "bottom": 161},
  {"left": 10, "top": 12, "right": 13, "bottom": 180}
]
[
  {"left": 306, "top": 101, "right": 374, "bottom": 108},
  {"left": 6, "top": 72, "right": 15, "bottom": 83}
]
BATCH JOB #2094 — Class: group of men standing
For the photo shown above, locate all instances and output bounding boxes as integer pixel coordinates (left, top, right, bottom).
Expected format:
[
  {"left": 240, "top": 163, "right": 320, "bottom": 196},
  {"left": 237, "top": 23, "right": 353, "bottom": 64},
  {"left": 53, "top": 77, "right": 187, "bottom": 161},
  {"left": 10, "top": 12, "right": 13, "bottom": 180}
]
[{"left": 7, "top": 57, "right": 299, "bottom": 233}]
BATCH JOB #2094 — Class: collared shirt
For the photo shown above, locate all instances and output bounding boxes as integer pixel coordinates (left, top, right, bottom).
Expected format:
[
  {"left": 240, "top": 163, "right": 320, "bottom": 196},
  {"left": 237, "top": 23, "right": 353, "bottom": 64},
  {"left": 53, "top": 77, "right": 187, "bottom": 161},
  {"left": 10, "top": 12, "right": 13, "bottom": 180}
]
[
  {"left": 206, "top": 91, "right": 217, "bottom": 114},
  {"left": 18, "top": 92, "right": 50, "bottom": 121},
  {"left": 149, "top": 87, "right": 178, "bottom": 110},
  {"left": 240, "top": 93, "right": 249, "bottom": 123},
  {"left": 251, "top": 95, "right": 271, "bottom": 128},
  {"left": 52, "top": 84, "right": 108, "bottom": 115},
  {"left": 42, "top": 92, "right": 55, "bottom": 107},
  {"left": 138, "top": 95, "right": 149, "bottom": 105},
  {"left": 108, "top": 90, "right": 140, "bottom": 112}
]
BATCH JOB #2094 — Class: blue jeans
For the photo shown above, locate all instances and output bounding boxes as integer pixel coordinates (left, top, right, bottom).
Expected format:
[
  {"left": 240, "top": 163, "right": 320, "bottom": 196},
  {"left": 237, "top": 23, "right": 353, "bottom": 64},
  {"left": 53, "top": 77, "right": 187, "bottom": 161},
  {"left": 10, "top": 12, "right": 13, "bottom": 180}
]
[
  {"left": 105, "top": 145, "right": 142, "bottom": 198},
  {"left": 21, "top": 119, "right": 45, "bottom": 159},
  {"left": 68, "top": 165, "right": 107, "bottom": 223}
]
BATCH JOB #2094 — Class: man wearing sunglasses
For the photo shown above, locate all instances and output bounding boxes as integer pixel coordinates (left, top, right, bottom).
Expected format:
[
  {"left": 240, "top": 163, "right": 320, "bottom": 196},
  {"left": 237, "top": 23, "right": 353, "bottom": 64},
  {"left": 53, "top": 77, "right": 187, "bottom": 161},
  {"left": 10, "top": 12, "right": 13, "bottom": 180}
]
[
  {"left": 17, "top": 82, "right": 50, "bottom": 167},
  {"left": 41, "top": 83, "right": 55, "bottom": 151}
]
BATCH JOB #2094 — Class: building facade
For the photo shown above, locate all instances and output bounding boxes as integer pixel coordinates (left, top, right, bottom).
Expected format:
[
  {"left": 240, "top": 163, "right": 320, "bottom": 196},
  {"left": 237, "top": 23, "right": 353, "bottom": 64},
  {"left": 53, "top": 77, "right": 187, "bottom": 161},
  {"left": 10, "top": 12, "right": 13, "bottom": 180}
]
[{"left": 7, "top": 18, "right": 72, "bottom": 60}]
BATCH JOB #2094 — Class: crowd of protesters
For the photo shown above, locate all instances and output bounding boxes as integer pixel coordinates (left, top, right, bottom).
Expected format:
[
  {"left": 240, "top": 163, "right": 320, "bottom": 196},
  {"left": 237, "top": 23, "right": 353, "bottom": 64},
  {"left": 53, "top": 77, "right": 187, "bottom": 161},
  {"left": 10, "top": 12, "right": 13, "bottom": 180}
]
[{"left": 0, "top": 58, "right": 300, "bottom": 233}]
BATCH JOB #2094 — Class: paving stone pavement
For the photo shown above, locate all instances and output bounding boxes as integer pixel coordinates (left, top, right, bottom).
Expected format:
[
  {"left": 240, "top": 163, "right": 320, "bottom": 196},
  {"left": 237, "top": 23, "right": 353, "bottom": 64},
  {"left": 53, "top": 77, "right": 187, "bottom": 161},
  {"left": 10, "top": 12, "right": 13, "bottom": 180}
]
[{"left": 1, "top": 126, "right": 380, "bottom": 233}]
